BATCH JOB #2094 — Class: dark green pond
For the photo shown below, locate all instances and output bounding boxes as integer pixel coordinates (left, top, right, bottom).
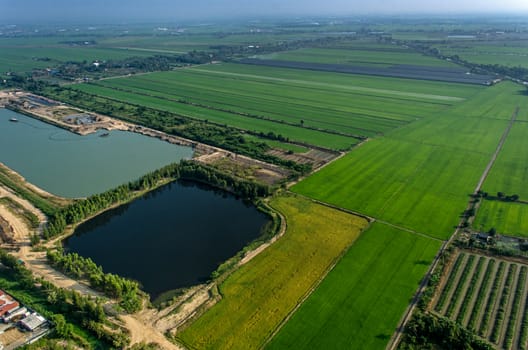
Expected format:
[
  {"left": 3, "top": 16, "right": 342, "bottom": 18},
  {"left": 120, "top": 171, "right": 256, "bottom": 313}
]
[{"left": 63, "top": 181, "right": 270, "bottom": 300}]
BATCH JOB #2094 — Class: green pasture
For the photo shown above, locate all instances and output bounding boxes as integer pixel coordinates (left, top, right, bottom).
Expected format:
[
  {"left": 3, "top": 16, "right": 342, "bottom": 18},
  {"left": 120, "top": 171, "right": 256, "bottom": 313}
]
[
  {"left": 483, "top": 121, "right": 528, "bottom": 199},
  {"left": 293, "top": 83, "right": 513, "bottom": 239},
  {"left": 447, "top": 81, "right": 528, "bottom": 121},
  {"left": 92, "top": 68, "right": 429, "bottom": 133},
  {"left": 434, "top": 42, "right": 528, "bottom": 68},
  {"left": 196, "top": 63, "right": 483, "bottom": 99},
  {"left": 177, "top": 194, "right": 369, "bottom": 350},
  {"left": 0, "top": 44, "right": 155, "bottom": 74},
  {"left": 267, "top": 223, "right": 441, "bottom": 350},
  {"left": 71, "top": 62, "right": 481, "bottom": 150},
  {"left": 258, "top": 47, "right": 457, "bottom": 67},
  {"left": 72, "top": 82, "right": 357, "bottom": 150},
  {"left": 474, "top": 200, "right": 528, "bottom": 237}
]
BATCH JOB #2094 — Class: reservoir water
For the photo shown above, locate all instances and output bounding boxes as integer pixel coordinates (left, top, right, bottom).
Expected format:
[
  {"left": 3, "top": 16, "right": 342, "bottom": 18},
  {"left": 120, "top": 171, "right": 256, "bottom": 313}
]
[
  {"left": 63, "top": 181, "right": 270, "bottom": 300},
  {"left": 0, "top": 109, "right": 193, "bottom": 198}
]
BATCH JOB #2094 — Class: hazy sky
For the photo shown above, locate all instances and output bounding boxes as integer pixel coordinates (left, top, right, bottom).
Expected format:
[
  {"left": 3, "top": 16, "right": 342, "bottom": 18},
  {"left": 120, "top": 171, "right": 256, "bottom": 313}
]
[{"left": 2, "top": 0, "right": 528, "bottom": 23}]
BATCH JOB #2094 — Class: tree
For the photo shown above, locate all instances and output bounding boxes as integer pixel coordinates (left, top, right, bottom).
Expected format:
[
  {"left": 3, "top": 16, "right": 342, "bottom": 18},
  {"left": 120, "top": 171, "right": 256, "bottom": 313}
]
[
  {"left": 52, "top": 314, "right": 73, "bottom": 338},
  {"left": 489, "top": 227, "right": 497, "bottom": 236},
  {"left": 497, "top": 192, "right": 505, "bottom": 199}
]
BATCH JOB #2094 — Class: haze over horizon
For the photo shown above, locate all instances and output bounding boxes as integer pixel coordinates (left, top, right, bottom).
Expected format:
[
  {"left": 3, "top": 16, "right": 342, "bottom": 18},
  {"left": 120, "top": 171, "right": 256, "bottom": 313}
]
[{"left": 2, "top": 0, "right": 528, "bottom": 24}]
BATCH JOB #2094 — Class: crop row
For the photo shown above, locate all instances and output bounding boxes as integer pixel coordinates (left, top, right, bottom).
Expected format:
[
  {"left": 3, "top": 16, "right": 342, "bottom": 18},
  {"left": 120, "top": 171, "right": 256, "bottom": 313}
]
[
  {"left": 467, "top": 259, "right": 495, "bottom": 331},
  {"left": 490, "top": 263, "right": 517, "bottom": 343},
  {"left": 435, "top": 253, "right": 465, "bottom": 312},
  {"left": 455, "top": 256, "right": 486, "bottom": 324},
  {"left": 519, "top": 280, "right": 528, "bottom": 350},
  {"left": 435, "top": 253, "right": 528, "bottom": 349},
  {"left": 504, "top": 266, "right": 527, "bottom": 349},
  {"left": 479, "top": 261, "right": 506, "bottom": 337},
  {"left": 445, "top": 255, "right": 476, "bottom": 318}
]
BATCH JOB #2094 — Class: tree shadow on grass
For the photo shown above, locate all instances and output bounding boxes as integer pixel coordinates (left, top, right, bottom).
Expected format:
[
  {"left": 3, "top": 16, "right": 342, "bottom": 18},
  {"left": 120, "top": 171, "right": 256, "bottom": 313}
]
[{"left": 375, "top": 333, "right": 391, "bottom": 341}]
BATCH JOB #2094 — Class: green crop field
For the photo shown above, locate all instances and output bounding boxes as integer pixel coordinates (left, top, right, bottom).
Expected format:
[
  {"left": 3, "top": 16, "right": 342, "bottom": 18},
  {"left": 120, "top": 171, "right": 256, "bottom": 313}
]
[
  {"left": 483, "top": 122, "right": 528, "bottom": 199},
  {"left": 292, "top": 83, "right": 522, "bottom": 239},
  {"left": 177, "top": 194, "right": 369, "bottom": 350},
  {"left": 259, "top": 47, "right": 458, "bottom": 67},
  {"left": 434, "top": 42, "right": 528, "bottom": 68},
  {"left": 474, "top": 200, "right": 528, "bottom": 237},
  {"left": 267, "top": 223, "right": 441, "bottom": 350},
  {"left": 72, "top": 82, "right": 357, "bottom": 149},
  {"left": 70, "top": 61, "right": 480, "bottom": 150},
  {"left": 0, "top": 41, "right": 156, "bottom": 74}
]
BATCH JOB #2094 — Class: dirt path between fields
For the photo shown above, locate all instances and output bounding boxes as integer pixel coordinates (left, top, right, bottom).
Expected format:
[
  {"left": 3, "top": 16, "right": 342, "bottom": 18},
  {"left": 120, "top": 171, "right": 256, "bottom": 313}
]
[
  {"left": 486, "top": 263, "right": 511, "bottom": 339},
  {"left": 437, "top": 253, "right": 468, "bottom": 315},
  {"left": 512, "top": 276, "right": 528, "bottom": 350},
  {"left": 121, "top": 314, "right": 184, "bottom": 350},
  {"left": 498, "top": 266, "right": 521, "bottom": 348},
  {"left": 461, "top": 257, "right": 489, "bottom": 327},
  {"left": 474, "top": 260, "right": 498, "bottom": 333},
  {"left": 450, "top": 255, "right": 479, "bottom": 321}
]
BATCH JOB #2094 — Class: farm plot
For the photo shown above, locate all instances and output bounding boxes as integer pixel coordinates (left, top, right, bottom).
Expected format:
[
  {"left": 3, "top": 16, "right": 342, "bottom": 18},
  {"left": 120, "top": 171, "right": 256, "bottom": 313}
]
[
  {"left": 474, "top": 200, "right": 528, "bottom": 238},
  {"left": 71, "top": 62, "right": 478, "bottom": 150},
  {"left": 267, "top": 223, "right": 441, "bottom": 350},
  {"left": 447, "top": 81, "right": 528, "bottom": 121},
  {"left": 238, "top": 58, "right": 494, "bottom": 85},
  {"left": 292, "top": 83, "right": 514, "bottom": 239},
  {"left": 0, "top": 42, "right": 156, "bottom": 75},
  {"left": 72, "top": 82, "right": 356, "bottom": 150},
  {"left": 177, "top": 194, "right": 369, "bottom": 350},
  {"left": 434, "top": 42, "right": 528, "bottom": 68},
  {"left": 483, "top": 122, "right": 528, "bottom": 199},
  {"left": 433, "top": 251, "right": 528, "bottom": 349},
  {"left": 197, "top": 63, "right": 483, "bottom": 99},
  {"left": 258, "top": 47, "right": 458, "bottom": 67}
]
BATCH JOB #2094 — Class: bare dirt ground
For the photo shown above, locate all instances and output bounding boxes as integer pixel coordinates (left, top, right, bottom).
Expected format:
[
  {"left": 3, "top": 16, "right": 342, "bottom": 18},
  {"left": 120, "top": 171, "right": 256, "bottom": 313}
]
[{"left": 121, "top": 314, "right": 184, "bottom": 350}]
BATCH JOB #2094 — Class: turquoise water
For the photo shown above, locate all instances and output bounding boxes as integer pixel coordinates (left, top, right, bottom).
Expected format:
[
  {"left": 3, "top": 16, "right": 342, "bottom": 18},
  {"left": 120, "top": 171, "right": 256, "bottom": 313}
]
[{"left": 0, "top": 109, "right": 193, "bottom": 197}]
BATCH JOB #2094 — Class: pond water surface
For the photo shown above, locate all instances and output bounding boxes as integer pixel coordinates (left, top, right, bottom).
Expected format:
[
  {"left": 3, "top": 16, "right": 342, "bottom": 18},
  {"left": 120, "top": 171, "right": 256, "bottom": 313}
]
[
  {"left": 64, "top": 181, "right": 270, "bottom": 300},
  {"left": 0, "top": 109, "right": 193, "bottom": 197}
]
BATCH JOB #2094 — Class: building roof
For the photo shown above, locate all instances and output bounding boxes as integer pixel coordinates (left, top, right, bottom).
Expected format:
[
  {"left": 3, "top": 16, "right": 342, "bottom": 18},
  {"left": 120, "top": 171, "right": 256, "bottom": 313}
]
[
  {"left": 0, "top": 302, "right": 19, "bottom": 316},
  {"left": 19, "top": 313, "right": 46, "bottom": 331}
]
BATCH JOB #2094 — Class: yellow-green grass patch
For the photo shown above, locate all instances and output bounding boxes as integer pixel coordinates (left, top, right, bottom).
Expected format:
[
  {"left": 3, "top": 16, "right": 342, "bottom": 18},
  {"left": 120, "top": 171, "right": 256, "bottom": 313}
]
[{"left": 177, "top": 194, "right": 369, "bottom": 350}]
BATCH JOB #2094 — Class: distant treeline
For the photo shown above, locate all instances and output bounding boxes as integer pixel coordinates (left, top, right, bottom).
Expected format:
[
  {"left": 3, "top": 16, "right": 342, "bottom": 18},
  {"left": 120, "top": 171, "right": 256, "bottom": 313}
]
[
  {"left": 408, "top": 42, "right": 528, "bottom": 82},
  {"left": 55, "top": 51, "right": 216, "bottom": 79},
  {"left": 42, "top": 161, "right": 271, "bottom": 240}
]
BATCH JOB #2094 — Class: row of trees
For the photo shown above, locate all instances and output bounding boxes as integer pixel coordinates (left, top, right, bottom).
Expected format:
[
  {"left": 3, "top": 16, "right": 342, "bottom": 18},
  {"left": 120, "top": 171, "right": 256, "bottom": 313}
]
[
  {"left": 43, "top": 161, "right": 271, "bottom": 240},
  {"left": 409, "top": 42, "right": 528, "bottom": 81},
  {"left": 0, "top": 249, "right": 129, "bottom": 348},
  {"left": 400, "top": 312, "right": 494, "bottom": 350},
  {"left": 47, "top": 250, "right": 142, "bottom": 313}
]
